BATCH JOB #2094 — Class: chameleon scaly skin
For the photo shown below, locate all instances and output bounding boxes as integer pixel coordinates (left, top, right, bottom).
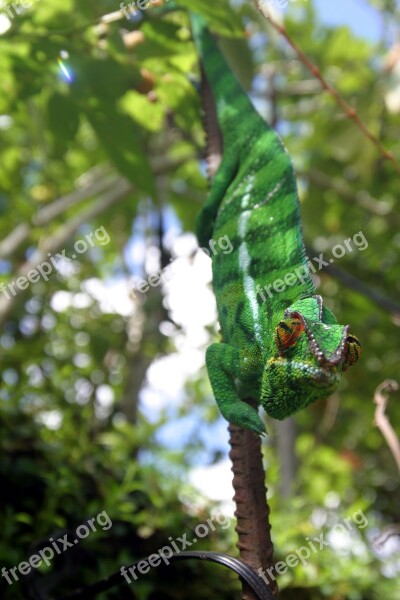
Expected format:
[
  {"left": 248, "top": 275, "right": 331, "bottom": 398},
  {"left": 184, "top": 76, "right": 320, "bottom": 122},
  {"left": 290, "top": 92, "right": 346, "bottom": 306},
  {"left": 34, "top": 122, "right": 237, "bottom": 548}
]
[{"left": 191, "top": 15, "right": 361, "bottom": 435}]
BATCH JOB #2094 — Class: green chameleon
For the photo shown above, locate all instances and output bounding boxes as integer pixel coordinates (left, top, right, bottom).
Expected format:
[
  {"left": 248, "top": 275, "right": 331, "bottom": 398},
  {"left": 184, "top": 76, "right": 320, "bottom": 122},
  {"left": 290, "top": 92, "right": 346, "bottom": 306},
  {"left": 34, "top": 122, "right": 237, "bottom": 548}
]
[{"left": 191, "top": 14, "right": 361, "bottom": 436}]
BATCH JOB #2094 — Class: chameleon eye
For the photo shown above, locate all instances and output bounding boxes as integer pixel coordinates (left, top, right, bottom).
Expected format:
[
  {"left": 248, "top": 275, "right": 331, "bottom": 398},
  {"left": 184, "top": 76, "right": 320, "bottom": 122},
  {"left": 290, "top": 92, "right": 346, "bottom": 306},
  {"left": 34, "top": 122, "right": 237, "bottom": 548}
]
[
  {"left": 342, "top": 334, "right": 362, "bottom": 371},
  {"left": 275, "top": 318, "right": 304, "bottom": 354}
]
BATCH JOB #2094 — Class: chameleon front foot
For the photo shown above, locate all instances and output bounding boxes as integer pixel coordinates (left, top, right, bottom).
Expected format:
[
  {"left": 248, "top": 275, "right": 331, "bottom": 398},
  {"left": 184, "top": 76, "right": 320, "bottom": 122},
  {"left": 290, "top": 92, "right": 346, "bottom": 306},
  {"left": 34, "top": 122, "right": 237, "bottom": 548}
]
[
  {"left": 206, "top": 343, "right": 266, "bottom": 436},
  {"left": 224, "top": 402, "right": 266, "bottom": 436}
]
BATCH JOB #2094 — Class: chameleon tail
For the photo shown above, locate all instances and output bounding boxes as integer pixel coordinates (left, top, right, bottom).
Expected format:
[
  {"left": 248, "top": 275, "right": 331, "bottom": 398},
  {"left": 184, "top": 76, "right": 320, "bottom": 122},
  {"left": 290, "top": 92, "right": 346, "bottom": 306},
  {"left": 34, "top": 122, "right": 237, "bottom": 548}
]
[{"left": 190, "top": 13, "right": 256, "bottom": 143}]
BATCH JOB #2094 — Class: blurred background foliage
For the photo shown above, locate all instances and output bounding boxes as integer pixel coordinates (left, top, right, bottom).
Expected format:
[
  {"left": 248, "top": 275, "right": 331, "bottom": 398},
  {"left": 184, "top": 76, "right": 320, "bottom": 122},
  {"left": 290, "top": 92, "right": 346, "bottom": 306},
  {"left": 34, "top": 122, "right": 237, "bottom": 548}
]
[{"left": 0, "top": 0, "right": 399, "bottom": 598}]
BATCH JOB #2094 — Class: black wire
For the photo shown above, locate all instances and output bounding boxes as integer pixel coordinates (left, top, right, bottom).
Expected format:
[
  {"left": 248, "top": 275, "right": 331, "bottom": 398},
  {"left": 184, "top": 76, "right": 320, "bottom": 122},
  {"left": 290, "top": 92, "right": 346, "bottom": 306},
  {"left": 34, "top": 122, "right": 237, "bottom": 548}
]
[{"left": 56, "top": 551, "right": 275, "bottom": 600}]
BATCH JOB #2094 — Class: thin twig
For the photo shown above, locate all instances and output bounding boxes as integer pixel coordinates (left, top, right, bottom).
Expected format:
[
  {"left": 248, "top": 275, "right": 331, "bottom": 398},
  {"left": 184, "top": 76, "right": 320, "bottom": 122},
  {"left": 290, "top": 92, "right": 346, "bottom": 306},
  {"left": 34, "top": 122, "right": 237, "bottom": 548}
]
[
  {"left": 373, "top": 524, "right": 400, "bottom": 548},
  {"left": 301, "top": 168, "right": 395, "bottom": 218},
  {"left": 305, "top": 250, "right": 400, "bottom": 318},
  {"left": 373, "top": 379, "right": 400, "bottom": 474},
  {"left": 372, "top": 380, "right": 400, "bottom": 549},
  {"left": 319, "top": 393, "right": 340, "bottom": 435},
  {"left": 255, "top": 0, "right": 400, "bottom": 175}
]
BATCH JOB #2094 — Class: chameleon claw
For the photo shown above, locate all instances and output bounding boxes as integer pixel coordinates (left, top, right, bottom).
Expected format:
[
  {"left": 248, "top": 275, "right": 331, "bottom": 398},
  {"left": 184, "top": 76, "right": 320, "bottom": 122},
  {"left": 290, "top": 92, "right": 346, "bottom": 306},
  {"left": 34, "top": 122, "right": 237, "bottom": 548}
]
[{"left": 247, "top": 418, "right": 266, "bottom": 437}]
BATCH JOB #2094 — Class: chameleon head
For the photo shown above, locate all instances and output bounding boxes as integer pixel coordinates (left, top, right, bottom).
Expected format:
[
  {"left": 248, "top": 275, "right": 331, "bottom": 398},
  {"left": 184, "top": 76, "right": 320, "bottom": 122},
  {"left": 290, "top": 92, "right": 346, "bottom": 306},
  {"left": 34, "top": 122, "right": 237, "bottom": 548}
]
[{"left": 260, "top": 295, "right": 361, "bottom": 420}]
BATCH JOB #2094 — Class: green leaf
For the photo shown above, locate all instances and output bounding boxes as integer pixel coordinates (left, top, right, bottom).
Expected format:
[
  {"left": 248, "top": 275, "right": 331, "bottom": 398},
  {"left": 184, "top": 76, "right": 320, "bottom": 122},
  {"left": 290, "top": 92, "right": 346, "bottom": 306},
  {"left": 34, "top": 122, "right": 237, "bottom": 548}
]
[
  {"left": 86, "top": 108, "right": 155, "bottom": 194},
  {"left": 119, "top": 91, "right": 164, "bottom": 132},
  {"left": 47, "top": 92, "right": 80, "bottom": 156},
  {"left": 177, "top": 0, "right": 244, "bottom": 36},
  {"left": 136, "top": 20, "right": 192, "bottom": 60}
]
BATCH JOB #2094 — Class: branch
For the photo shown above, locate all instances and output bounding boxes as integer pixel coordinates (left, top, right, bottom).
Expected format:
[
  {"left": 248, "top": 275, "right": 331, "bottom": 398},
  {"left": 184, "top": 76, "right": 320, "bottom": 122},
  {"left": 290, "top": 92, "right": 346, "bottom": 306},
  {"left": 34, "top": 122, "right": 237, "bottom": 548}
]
[
  {"left": 373, "top": 379, "right": 400, "bottom": 474},
  {"left": 255, "top": 1, "right": 400, "bottom": 175},
  {"left": 200, "top": 65, "right": 223, "bottom": 179},
  {"left": 319, "top": 393, "right": 340, "bottom": 435},
  {"left": 258, "top": 67, "right": 322, "bottom": 96},
  {"left": 0, "top": 223, "right": 30, "bottom": 259},
  {"left": 42, "top": 180, "right": 132, "bottom": 254},
  {"left": 33, "top": 169, "right": 117, "bottom": 227},
  {"left": 372, "top": 524, "right": 400, "bottom": 548},
  {"left": 0, "top": 154, "right": 190, "bottom": 260},
  {"left": 0, "top": 175, "right": 115, "bottom": 261},
  {"left": 301, "top": 168, "right": 395, "bottom": 218},
  {"left": 0, "top": 168, "right": 116, "bottom": 259},
  {"left": 0, "top": 179, "right": 132, "bottom": 325},
  {"left": 229, "top": 399, "right": 277, "bottom": 599},
  {"left": 371, "top": 380, "right": 400, "bottom": 549},
  {"left": 306, "top": 251, "right": 400, "bottom": 318}
]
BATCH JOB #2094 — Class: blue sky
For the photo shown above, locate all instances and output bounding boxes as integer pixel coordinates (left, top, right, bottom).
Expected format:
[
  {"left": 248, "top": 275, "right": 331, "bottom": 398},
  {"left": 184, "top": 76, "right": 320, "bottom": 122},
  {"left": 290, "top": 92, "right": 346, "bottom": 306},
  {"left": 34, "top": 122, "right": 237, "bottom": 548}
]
[{"left": 315, "top": 0, "right": 383, "bottom": 42}]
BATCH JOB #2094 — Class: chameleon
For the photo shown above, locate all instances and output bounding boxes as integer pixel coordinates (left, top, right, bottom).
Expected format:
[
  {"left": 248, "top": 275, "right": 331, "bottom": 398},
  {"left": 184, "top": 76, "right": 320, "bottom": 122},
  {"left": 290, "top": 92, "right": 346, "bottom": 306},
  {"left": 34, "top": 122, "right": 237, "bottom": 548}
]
[{"left": 190, "top": 14, "right": 361, "bottom": 436}]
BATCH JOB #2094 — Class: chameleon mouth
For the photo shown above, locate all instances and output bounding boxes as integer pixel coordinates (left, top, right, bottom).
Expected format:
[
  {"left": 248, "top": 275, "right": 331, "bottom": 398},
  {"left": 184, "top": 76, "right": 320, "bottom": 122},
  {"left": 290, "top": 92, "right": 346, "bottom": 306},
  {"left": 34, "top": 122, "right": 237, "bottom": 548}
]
[
  {"left": 260, "top": 358, "right": 342, "bottom": 420},
  {"left": 272, "top": 359, "right": 340, "bottom": 387}
]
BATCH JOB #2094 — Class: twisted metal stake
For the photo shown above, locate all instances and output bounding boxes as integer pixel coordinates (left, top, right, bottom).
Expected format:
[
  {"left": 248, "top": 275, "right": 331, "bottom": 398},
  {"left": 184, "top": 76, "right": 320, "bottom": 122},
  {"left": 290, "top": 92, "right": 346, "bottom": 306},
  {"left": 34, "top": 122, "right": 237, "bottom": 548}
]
[{"left": 55, "top": 552, "right": 273, "bottom": 600}]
